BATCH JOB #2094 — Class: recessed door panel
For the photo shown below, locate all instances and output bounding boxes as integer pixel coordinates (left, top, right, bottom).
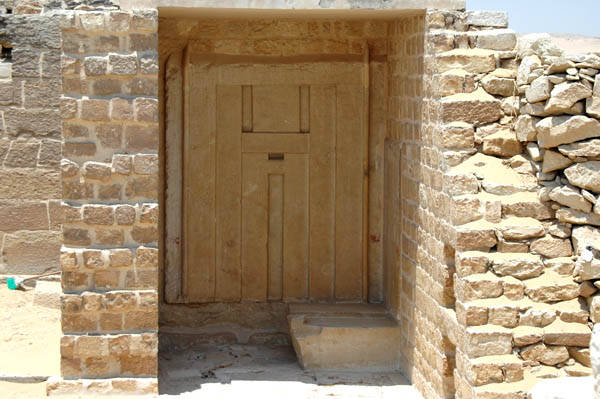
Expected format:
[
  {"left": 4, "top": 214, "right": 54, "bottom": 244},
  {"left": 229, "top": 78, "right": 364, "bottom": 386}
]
[{"left": 182, "top": 60, "right": 368, "bottom": 304}]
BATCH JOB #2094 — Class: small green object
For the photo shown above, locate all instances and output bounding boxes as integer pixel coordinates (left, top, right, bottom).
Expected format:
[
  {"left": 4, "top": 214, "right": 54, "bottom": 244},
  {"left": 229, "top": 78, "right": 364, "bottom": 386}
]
[{"left": 7, "top": 277, "right": 23, "bottom": 290}]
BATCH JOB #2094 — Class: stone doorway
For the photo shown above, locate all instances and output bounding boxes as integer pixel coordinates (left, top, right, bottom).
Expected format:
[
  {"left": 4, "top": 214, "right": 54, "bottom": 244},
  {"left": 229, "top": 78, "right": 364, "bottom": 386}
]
[
  {"left": 169, "top": 56, "right": 370, "bottom": 304},
  {"left": 158, "top": 11, "right": 422, "bottom": 387}
]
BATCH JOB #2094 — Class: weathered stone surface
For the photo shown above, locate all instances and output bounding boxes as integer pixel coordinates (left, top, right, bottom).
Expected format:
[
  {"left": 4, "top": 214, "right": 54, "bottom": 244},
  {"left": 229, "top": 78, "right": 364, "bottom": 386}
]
[
  {"left": 455, "top": 220, "right": 497, "bottom": 251},
  {"left": 1, "top": 231, "right": 61, "bottom": 274},
  {"left": 575, "top": 257, "right": 600, "bottom": 281},
  {"left": 549, "top": 186, "right": 592, "bottom": 213},
  {"left": 525, "top": 271, "right": 578, "bottom": 302},
  {"left": 0, "top": 201, "right": 48, "bottom": 232},
  {"left": 439, "top": 69, "right": 476, "bottom": 97},
  {"left": 536, "top": 115, "right": 600, "bottom": 149},
  {"left": 558, "top": 139, "right": 600, "bottom": 159},
  {"left": 513, "top": 326, "right": 543, "bottom": 347},
  {"left": 466, "top": 11, "right": 508, "bottom": 28},
  {"left": 465, "top": 325, "right": 513, "bottom": 357},
  {"left": 288, "top": 305, "right": 400, "bottom": 371},
  {"left": 572, "top": 226, "right": 600, "bottom": 255},
  {"left": 588, "top": 96, "right": 600, "bottom": 119},
  {"left": 473, "top": 29, "right": 516, "bottom": 51},
  {"left": 530, "top": 235, "right": 573, "bottom": 258},
  {"left": 564, "top": 162, "right": 600, "bottom": 193},
  {"left": 437, "top": 49, "right": 497, "bottom": 74},
  {"left": 498, "top": 217, "right": 544, "bottom": 240},
  {"left": 482, "top": 130, "right": 522, "bottom": 157},
  {"left": 517, "top": 55, "right": 542, "bottom": 86},
  {"left": 490, "top": 252, "right": 544, "bottom": 280},
  {"left": 481, "top": 75, "right": 516, "bottom": 97},
  {"left": 526, "top": 76, "right": 553, "bottom": 103},
  {"left": 0, "top": 169, "right": 61, "bottom": 200},
  {"left": 518, "top": 33, "right": 564, "bottom": 59},
  {"left": 439, "top": 122, "right": 475, "bottom": 149},
  {"left": 442, "top": 88, "right": 503, "bottom": 125},
  {"left": 557, "top": 207, "right": 600, "bottom": 226},
  {"left": 520, "top": 343, "right": 569, "bottom": 366},
  {"left": 542, "top": 150, "right": 572, "bottom": 173},
  {"left": 545, "top": 82, "right": 592, "bottom": 114},
  {"left": 515, "top": 115, "right": 540, "bottom": 142}
]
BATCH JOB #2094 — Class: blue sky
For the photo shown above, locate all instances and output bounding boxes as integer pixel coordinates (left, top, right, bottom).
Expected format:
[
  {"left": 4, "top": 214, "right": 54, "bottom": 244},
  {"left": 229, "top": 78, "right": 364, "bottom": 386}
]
[{"left": 467, "top": 0, "right": 600, "bottom": 37}]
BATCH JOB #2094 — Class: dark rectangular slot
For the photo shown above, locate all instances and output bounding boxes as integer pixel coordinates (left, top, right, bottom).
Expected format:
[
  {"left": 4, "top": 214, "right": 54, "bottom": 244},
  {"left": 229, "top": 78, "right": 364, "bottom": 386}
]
[{"left": 268, "top": 153, "right": 284, "bottom": 161}]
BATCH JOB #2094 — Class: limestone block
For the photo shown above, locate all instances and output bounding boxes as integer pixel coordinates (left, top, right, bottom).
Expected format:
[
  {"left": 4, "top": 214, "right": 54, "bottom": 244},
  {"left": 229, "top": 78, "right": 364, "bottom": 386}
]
[
  {"left": 498, "top": 217, "right": 544, "bottom": 240},
  {"left": 472, "top": 29, "right": 516, "bottom": 51},
  {"left": 454, "top": 220, "right": 497, "bottom": 251},
  {"left": 442, "top": 88, "right": 503, "bottom": 125},
  {"left": 443, "top": 173, "right": 479, "bottom": 196},
  {"left": 531, "top": 235, "right": 573, "bottom": 258},
  {"left": 526, "top": 76, "right": 553, "bottom": 103},
  {"left": 587, "top": 96, "right": 600, "bottom": 119},
  {"left": 482, "top": 130, "right": 522, "bottom": 156},
  {"left": 33, "top": 280, "right": 61, "bottom": 309},
  {"left": 515, "top": 115, "right": 540, "bottom": 142},
  {"left": 572, "top": 225, "right": 600, "bottom": 255},
  {"left": 455, "top": 251, "right": 490, "bottom": 277},
  {"left": 545, "top": 82, "right": 592, "bottom": 114},
  {"left": 541, "top": 150, "right": 572, "bottom": 174},
  {"left": 517, "top": 55, "right": 542, "bottom": 87},
  {"left": 569, "top": 347, "right": 592, "bottom": 368},
  {"left": 1, "top": 231, "right": 61, "bottom": 274},
  {"left": 520, "top": 308, "right": 556, "bottom": 328},
  {"left": 502, "top": 96, "right": 520, "bottom": 115},
  {"left": 544, "top": 319, "right": 591, "bottom": 347},
  {"left": 490, "top": 252, "right": 544, "bottom": 280},
  {"left": 502, "top": 191, "right": 555, "bottom": 220},
  {"left": 287, "top": 305, "right": 400, "bottom": 371},
  {"left": 557, "top": 207, "right": 600, "bottom": 226},
  {"left": 465, "top": 325, "right": 513, "bottom": 358},
  {"left": 513, "top": 326, "right": 543, "bottom": 347},
  {"left": 574, "top": 257, "right": 600, "bottom": 281},
  {"left": 536, "top": 115, "right": 600, "bottom": 149},
  {"left": 466, "top": 11, "right": 508, "bottom": 28},
  {"left": 0, "top": 200, "right": 49, "bottom": 233},
  {"left": 456, "top": 300, "right": 488, "bottom": 326},
  {"left": 510, "top": 155, "right": 536, "bottom": 175},
  {"left": 520, "top": 343, "right": 569, "bottom": 366},
  {"left": 437, "top": 49, "right": 497, "bottom": 74},
  {"left": 525, "top": 271, "right": 579, "bottom": 302},
  {"left": 549, "top": 186, "right": 592, "bottom": 213},
  {"left": 545, "top": 257, "right": 575, "bottom": 276},
  {"left": 440, "top": 69, "right": 476, "bottom": 97},
  {"left": 455, "top": 272, "right": 503, "bottom": 302},
  {"left": 564, "top": 162, "right": 600, "bottom": 193},
  {"left": 517, "top": 33, "right": 564, "bottom": 59}
]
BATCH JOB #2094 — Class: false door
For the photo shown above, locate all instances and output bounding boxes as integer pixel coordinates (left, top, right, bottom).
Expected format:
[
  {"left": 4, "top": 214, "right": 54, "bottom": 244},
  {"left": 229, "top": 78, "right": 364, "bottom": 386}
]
[{"left": 176, "top": 57, "right": 368, "bottom": 304}]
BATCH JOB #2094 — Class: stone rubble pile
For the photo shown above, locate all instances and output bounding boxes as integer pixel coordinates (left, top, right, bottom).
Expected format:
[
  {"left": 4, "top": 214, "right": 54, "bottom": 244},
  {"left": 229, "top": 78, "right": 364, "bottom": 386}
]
[{"left": 437, "top": 30, "right": 600, "bottom": 397}]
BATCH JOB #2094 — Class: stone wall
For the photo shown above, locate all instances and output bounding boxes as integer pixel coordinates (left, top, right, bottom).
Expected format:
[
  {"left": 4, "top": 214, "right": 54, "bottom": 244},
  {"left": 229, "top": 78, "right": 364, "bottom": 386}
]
[
  {"left": 0, "top": 2, "right": 63, "bottom": 275},
  {"left": 49, "top": 8, "right": 160, "bottom": 395},
  {"left": 428, "top": 11, "right": 599, "bottom": 399}
]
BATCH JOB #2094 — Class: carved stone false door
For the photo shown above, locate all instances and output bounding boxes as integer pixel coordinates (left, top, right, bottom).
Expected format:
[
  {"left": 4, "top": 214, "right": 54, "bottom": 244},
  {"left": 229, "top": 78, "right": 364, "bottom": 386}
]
[{"left": 182, "top": 60, "right": 367, "bottom": 304}]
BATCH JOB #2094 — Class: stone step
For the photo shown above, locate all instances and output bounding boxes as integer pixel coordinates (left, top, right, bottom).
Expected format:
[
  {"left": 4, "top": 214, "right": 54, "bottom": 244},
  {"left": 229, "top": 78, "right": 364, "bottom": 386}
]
[
  {"left": 455, "top": 271, "right": 522, "bottom": 303},
  {"left": 440, "top": 69, "right": 476, "bottom": 97},
  {"left": 465, "top": 325, "right": 513, "bottom": 358},
  {"left": 437, "top": 48, "right": 497, "bottom": 74},
  {"left": 287, "top": 304, "right": 400, "bottom": 372}
]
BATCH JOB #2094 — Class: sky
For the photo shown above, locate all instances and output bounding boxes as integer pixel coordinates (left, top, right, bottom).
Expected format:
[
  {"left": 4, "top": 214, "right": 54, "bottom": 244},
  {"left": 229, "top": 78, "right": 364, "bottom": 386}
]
[{"left": 467, "top": 0, "right": 600, "bottom": 38}]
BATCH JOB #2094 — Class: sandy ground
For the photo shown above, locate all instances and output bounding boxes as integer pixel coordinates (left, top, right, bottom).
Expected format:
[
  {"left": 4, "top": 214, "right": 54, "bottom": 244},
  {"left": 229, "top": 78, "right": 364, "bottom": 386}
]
[
  {"left": 0, "top": 284, "right": 61, "bottom": 377},
  {"left": 0, "top": 283, "right": 419, "bottom": 398},
  {"left": 551, "top": 35, "right": 600, "bottom": 54}
]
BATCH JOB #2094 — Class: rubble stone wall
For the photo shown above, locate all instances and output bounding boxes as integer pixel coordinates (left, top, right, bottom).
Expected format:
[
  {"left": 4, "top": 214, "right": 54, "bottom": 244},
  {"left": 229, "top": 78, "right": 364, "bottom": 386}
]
[{"left": 427, "top": 9, "right": 600, "bottom": 399}]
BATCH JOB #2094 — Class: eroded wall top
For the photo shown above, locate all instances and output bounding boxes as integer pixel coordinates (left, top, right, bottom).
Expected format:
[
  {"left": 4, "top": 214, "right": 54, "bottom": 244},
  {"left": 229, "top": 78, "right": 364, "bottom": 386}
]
[{"left": 121, "top": 0, "right": 465, "bottom": 13}]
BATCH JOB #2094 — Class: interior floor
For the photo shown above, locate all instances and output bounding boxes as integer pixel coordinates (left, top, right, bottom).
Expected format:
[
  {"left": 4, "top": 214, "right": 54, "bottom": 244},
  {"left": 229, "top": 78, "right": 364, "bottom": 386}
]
[{"left": 158, "top": 344, "right": 418, "bottom": 398}]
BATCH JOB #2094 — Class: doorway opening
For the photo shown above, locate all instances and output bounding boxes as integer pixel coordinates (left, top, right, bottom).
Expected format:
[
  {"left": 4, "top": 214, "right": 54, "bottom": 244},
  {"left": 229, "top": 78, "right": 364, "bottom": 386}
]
[{"left": 158, "top": 10, "right": 425, "bottom": 393}]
